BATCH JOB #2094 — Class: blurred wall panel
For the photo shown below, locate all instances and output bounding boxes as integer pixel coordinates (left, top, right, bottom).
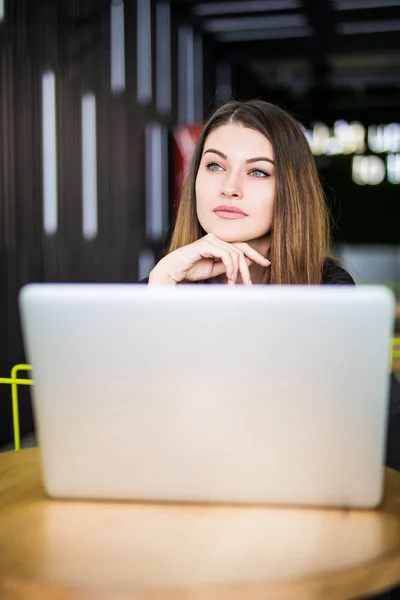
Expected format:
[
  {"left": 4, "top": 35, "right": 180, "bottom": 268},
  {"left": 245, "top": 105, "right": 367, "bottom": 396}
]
[{"left": 0, "top": 0, "right": 162, "bottom": 445}]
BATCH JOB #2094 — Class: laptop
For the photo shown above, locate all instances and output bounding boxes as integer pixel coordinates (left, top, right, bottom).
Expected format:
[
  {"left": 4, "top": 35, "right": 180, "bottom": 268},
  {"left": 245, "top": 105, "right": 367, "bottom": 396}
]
[{"left": 19, "top": 283, "right": 394, "bottom": 508}]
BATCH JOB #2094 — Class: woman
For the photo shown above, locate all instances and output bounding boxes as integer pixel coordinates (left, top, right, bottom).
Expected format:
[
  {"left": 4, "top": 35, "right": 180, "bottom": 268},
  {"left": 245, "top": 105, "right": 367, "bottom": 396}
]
[
  {"left": 144, "top": 100, "right": 400, "bottom": 450},
  {"left": 142, "top": 97, "right": 399, "bottom": 463},
  {"left": 145, "top": 99, "right": 354, "bottom": 286},
  {"left": 142, "top": 99, "right": 400, "bottom": 599}
]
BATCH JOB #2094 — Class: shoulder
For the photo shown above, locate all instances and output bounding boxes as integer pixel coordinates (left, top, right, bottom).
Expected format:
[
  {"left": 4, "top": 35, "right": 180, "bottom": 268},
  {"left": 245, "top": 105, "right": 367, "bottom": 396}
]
[{"left": 322, "top": 257, "right": 355, "bottom": 285}]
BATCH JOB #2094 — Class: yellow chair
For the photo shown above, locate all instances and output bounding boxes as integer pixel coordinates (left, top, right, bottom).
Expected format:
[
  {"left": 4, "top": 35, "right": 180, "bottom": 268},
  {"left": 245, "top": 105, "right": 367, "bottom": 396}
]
[
  {"left": 2, "top": 338, "right": 400, "bottom": 452},
  {"left": 392, "top": 337, "right": 400, "bottom": 375},
  {"left": 0, "top": 364, "right": 33, "bottom": 451}
]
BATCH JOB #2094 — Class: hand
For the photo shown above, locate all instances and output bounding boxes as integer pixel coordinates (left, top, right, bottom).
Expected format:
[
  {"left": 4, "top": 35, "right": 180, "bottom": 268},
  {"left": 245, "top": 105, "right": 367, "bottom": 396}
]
[{"left": 148, "top": 233, "right": 270, "bottom": 285}]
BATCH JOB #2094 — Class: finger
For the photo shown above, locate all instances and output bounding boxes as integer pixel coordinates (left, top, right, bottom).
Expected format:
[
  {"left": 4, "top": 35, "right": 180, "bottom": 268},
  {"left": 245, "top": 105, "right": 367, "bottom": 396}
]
[
  {"left": 211, "top": 238, "right": 254, "bottom": 284},
  {"left": 209, "top": 255, "right": 250, "bottom": 278},
  {"left": 209, "top": 260, "right": 231, "bottom": 279},
  {"left": 233, "top": 243, "right": 271, "bottom": 267},
  {"left": 207, "top": 237, "right": 240, "bottom": 283},
  {"left": 238, "top": 251, "right": 252, "bottom": 286},
  {"left": 215, "top": 238, "right": 252, "bottom": 285},
  {"left": 197, "top": 239, "right": 236, "bottom": 281},
  {"left": 210, "top": 257, "right": 252, "bottom": 281}
]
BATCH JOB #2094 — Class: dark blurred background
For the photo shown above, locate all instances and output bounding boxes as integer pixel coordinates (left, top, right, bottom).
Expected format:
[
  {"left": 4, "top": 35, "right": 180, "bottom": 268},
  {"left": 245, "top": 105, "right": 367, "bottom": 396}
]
[{"left": 1, "top": 0, "right": 400, "bottom": 447}]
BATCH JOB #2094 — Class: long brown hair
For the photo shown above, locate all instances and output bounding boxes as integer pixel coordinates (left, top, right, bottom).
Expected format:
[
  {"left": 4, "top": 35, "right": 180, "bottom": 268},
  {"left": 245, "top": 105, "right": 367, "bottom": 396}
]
[{"left": 168, "top": 100, "right": 331, "bottom": 284}]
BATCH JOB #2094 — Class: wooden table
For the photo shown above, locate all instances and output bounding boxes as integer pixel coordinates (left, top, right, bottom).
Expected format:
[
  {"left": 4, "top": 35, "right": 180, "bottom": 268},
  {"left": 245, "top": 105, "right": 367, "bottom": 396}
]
[{"left": 1, "top": 449, "right": 400, "bottom": 600}]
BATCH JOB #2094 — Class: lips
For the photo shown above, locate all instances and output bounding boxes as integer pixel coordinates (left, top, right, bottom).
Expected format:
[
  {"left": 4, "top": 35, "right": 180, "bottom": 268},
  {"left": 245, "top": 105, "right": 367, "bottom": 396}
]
[{"left": 212, "top": 205, "right": 248, "bottom": 217}]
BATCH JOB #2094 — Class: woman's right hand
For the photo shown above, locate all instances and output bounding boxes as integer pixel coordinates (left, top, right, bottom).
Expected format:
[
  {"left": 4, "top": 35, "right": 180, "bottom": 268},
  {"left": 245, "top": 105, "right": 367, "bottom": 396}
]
[{"left": 148, "top": 233, "right": 270, "bottom": 285}]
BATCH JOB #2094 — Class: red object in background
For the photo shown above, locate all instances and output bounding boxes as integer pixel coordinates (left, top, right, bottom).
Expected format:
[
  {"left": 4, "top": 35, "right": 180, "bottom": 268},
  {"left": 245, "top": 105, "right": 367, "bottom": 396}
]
[{"left": 172, "top": 124, "right": 203, "bottom": 208}]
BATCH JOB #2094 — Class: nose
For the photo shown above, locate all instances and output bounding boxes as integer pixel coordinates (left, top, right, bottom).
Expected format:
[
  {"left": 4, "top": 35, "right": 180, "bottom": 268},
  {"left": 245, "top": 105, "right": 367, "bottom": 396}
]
[{"left": 222, "top": 171, "right": 243, "bottom": 200}]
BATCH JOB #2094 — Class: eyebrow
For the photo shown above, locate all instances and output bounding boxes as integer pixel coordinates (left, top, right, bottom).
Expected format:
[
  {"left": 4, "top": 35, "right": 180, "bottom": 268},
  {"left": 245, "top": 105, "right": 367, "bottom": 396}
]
[{"left": 203, "top": 148, "right": 275, "bottom": 166}]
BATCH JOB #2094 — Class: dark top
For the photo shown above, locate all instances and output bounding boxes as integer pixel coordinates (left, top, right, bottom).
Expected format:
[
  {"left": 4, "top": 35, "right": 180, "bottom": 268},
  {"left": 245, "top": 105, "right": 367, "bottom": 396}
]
[{"left": 321, "top": 257, "right": 356, "bottom": 285}]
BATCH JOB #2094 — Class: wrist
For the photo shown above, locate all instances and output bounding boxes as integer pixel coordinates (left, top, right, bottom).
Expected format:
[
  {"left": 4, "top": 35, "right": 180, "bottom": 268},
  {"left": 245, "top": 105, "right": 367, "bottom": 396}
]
[{"left": 148, "top": 265, "right": 177, "bottom": 285}]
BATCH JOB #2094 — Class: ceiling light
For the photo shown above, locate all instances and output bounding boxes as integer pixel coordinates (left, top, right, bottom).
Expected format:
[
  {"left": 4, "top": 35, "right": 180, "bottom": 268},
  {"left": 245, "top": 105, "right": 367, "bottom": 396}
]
[
  {"left": 137, "top": 0, "right": 152, "bottom": 103},
  {"left": 332, "top": 0, "right": 400, "bottom": 9},
  {"left": 42, "top": 72, "right": 58, "bottom": 236},
  {"left": 337, "top": 19, "right": 400, "bottom": 33},
  {"left": 111, "top": 1, "right": 125, "bottom": 93},
  {"left": 81, "top": 94, "right": 98, "bottom": 240},
  {"left": 194, "top": 0, "right": 301, "bottom": 16},
  {"left": 217, "top": 25, "right": 312, "bottom": 41},
  {"left": 203, "top": 13, "right": 306, "bottom": 32}
]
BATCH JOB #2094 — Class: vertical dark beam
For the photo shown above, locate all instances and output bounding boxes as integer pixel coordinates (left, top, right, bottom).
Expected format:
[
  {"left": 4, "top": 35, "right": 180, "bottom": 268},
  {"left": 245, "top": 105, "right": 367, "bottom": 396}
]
[
  {"left": 112, "top": 0, "right": 145, "bottom": 282},
  {"left": 54, "top": 73, "right": 82, "bottom": 270},
  {"left": 0, "top": 44, "right": 16, "bottom": 251},
  {"left": 302, "top": 0, "right": 335, "bottom": 119},
  {"left": 122, "top": 0, "right": 146, "bottom": 281},
  {"left": 133, "top": 0, "right": 171, "bottom": 274},
  {"left": 169, "top": 3, "right": 179, "bottom": 125}
]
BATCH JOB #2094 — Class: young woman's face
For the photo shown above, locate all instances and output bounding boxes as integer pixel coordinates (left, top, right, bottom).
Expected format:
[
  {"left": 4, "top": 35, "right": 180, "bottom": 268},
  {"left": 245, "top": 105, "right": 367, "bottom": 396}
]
[{"left": 195, "top": 123, "right": 276, "bottom": 244}]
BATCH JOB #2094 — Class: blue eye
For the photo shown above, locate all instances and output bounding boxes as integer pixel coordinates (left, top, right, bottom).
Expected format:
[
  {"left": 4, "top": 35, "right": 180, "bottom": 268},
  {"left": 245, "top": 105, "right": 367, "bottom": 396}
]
[
  {"left": 250, "top": 169, "right": 268, "bottom": 178},
  {"left": 206, "top": 162, "right": 223, "bottom": 171}
]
